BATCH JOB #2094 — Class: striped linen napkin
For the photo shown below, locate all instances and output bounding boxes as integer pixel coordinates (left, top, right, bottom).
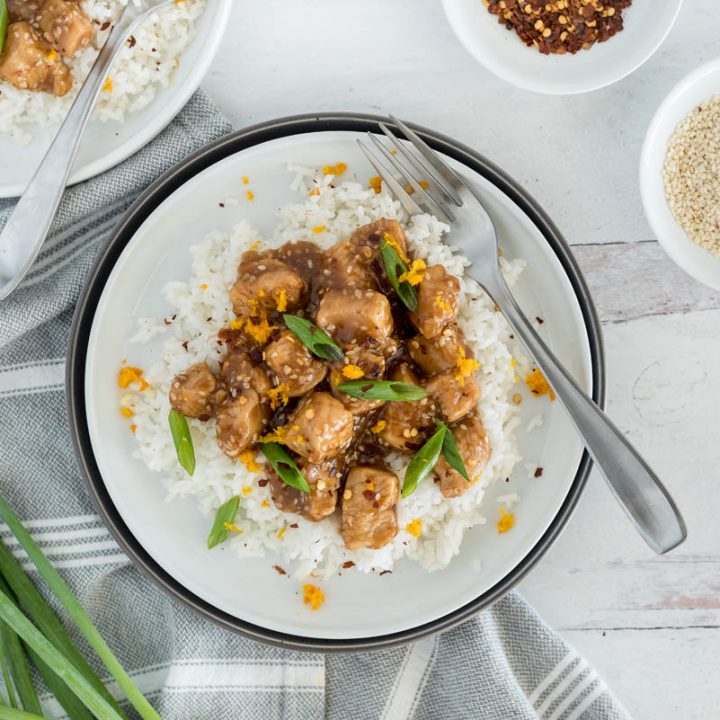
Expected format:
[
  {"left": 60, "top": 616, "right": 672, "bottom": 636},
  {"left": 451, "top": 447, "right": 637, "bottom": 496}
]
[{"left": 0, "top": 92, "right": 628, "bottom": 720}]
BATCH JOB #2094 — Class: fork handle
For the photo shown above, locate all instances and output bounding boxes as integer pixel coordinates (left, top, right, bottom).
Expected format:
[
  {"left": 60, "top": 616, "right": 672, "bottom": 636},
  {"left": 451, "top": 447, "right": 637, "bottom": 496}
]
[
  {"left": 0, "top": 5, "right": 147, "bottom": 300},
  {"left": 485, "top": 273, "right": 687, "bottom": 554}
]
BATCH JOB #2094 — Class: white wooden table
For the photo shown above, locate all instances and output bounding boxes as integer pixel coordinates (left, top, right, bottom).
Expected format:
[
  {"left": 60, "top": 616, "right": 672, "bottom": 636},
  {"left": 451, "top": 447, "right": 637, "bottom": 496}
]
[{"left": 204, "top": 3, "right": 719, "bottom": 717}]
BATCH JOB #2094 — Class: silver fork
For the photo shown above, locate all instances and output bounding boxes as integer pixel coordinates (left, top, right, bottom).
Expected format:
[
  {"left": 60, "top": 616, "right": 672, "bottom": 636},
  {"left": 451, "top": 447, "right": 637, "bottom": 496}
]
[
  {"left": 360, "top": 116, "right": 687, "bottom": 555},
  {"left": 0, "top": 0, "right": 173, "bottom": 301}
]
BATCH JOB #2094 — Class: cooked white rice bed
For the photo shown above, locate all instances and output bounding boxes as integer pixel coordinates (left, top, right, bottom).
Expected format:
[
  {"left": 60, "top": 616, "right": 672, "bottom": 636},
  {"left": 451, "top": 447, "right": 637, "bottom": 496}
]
[
  {"left": 0, "top": 0, "right": 205, "bottom": 143},
  {"left": 131, "top": 168, "right": 525, "bottom": 577}
]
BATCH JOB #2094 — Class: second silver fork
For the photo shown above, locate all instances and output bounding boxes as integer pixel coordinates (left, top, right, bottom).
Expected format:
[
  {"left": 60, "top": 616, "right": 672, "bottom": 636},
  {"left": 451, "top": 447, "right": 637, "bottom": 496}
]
[{"left": 360, "top": 116, "right": 686, "bottom": 556}]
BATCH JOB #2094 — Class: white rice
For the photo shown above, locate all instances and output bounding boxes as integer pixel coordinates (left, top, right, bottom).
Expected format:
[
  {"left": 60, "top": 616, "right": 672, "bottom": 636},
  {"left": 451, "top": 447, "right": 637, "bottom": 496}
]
[
  {"left": 0, "top": 0, "right": 205, "bottom": 143},
  {"left": 129, "top": 167, "right": 526, "bottom": 577}
]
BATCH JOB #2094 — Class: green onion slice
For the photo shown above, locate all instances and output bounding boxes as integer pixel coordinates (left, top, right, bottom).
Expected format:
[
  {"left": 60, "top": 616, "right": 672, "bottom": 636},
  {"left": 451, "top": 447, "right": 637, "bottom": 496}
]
[
  {"left": 261, "top": 443, "right": 310, "bottom": 493},
  {"left": 168, "top": 409, "right": 195, "bottom": 476},
  {"left": 380, "top": 241, "right": 418, "bottom": 312},
  {"left": 434, "top": 419, "right": 469, "bottom": 481},
  {"left": 337, "top": 379, "right": 427, "bottom": 402},
  {"left": 401, "top": 425, "right": 446, "bottom": 498},
  {"left": 283, "top": 314, "right": 344, "bottom": 361},
  {"left": 207, "top": 496, "right": 241, "bottom": 549},
  {"left": 0, "top": 1, "right": 8, "bottom": 56}
]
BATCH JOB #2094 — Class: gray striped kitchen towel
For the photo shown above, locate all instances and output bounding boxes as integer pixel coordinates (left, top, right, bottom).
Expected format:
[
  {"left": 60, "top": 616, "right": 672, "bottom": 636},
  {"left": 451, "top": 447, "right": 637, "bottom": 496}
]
[{"left": 0, "top": 92, "right": 628, "bottom": 720}]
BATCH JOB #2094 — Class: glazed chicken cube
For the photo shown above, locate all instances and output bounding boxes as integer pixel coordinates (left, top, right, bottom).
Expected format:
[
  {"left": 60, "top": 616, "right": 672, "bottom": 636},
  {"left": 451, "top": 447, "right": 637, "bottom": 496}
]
[
  {"left": 215, "top": 391, "right": 268, "bottom": 458},
  {"left": 263, "top": 330, "right": 327, "bottom": 397},
  {"left": 7, "top": 0, "right": 42, "bottom": 22},
  {"left": 341, "top": 466, "right": 400, "bottom": 550},
  {"left": 268, "top": 460, "right": 341, "bottom": 522},
  {"left": 424, "top": 369, "right": 480, "bottom": 424},
  {"left": 230, "top": 257, "right": 304, "bottom": 318},
  {"left": 350, "top": 218, "right": 408, "bottom": 258},
  {"left": 329, "top": 347, "right": 386, "bottom": 415},
  {"left": 169, "top": 362, "right": 223, "bottom": 420},
  {"left": 407, "top": 324, "right": 469, "bottom": 377},
  {"left": 301, "top": 460, "right": 342, "bottom": 520},
  {"left": 315, "top": 288, "right": 393, "bottom": 348},
  {"left": 284, "top": 392, "right": 354, "bottom": 463},
  {"left": 410, "top": 264, "right": 460, "bottom": 339},
  {"left": 221, "top": 346, "right": 272, "bottom": 399},
  {"left": 378, "top": 363, "right": 435, "bottom": 452},
  {"left": 270, "top": 460, "right": 341, "bottom": 522},
  {"left": 0, "top": 22, "right": 72, "bottom": 96},
  {"left": 322, "top": 239, "right": 377, "bottom": 290},
  {"left": 434, "top": 414, "right": 492, "bottom": 498},
  {"left": 38, "top": 0, "right": 93, "bottom": 57}
]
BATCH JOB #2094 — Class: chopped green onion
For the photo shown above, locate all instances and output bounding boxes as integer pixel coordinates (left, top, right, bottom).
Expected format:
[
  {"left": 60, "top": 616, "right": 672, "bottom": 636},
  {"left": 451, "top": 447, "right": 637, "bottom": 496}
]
[
  {"left": 337, "top": 379, "right": 427, "bottom": 402},
  {"left": 0, "top": 496, "right": 159, "bottom": 720},
  {"left": 0, "top": 1, "right": 8, "bottom": 56},
  {"left": 434, "top": 419, "right": 469, "bottom": 481},
  {"left": 207, "top": 496, "right": 241, "bottom": 549},
  {"left": 283, "top": 314, "right": 344, "bottom": 361},
  {"left": 380, "top": 241, "right": 418, "bottom": 311},
  {"left": 168, "top": 409, "right": 195, "bottom": 476},
  {"left": 0, "top": 590, "right": 123, "bottom": 720},
  {"left": 261, "top": 443, "right": 310, "bottom": 493},
  {"left": 401, "top": 425, "right": 446, "bottom": 497}
]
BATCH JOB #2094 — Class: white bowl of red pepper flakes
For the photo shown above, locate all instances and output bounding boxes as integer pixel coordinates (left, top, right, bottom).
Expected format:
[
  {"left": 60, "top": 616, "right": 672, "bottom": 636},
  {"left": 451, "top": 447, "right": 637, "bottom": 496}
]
[
  {"left": 640, "top": 58, "right": 720, "bottom": 291},
  {"left": 441, "top": 0, "right": 683, "bottom": 95}
]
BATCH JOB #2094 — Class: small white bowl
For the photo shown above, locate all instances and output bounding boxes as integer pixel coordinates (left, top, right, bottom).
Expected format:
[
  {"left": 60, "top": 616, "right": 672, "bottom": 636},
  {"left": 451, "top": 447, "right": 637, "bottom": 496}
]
[
  {"left": 640, "top": 58, "right": 720, "bottom": 291},
  {"left": 441, "top": 0, "right": 682, "bottom": 95}
]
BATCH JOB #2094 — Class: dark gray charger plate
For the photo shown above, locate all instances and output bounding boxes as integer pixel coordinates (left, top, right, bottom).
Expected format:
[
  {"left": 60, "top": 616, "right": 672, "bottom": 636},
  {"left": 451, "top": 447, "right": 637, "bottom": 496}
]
[{"left": 67, "top": 113, "right": 605, "bottom": 652}]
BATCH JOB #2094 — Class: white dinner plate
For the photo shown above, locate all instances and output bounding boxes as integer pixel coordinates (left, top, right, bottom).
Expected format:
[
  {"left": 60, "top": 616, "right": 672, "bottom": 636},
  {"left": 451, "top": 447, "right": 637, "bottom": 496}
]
[
  {"left": 68, "top": 115, "right": 603, "bottom": 649},
  {"left": 441, "top": 0, "right": 682, "bottom": 95},
  {"left": 0, "top": 0, "right": 232, "bottom": 199}
]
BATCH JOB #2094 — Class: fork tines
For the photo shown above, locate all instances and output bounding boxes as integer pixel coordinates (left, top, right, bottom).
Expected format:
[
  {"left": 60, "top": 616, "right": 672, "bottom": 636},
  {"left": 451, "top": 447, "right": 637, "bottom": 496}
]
[{"left": 358, "top": 115, "right": 466, "bottom": 224}]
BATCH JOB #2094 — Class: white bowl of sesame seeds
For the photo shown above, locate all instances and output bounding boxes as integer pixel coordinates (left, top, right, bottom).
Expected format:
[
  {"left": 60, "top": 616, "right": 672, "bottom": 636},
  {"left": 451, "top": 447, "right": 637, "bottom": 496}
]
[{"left": 640, "top": 58, "right": 720, "bottom": 291}]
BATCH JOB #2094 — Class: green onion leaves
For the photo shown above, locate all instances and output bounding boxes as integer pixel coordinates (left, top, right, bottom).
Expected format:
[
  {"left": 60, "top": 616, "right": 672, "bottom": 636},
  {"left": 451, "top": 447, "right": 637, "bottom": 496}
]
[
  {"left": 283, "top": 314, "right": 344, "bottom": 361},
  {"left": 401, "top": 425, "right": 446, "bottom": 498},
  {"left": 337, "top": 379, "right": 427, "bottom": 402},
  {"left": 207, "top": 496, "right": 241, "bottom": 549},
  {"left": 168, "top": 409, "right": 195, "bottom": 476},
  {"left": 434, "top": 419, "right": 469, "bottom": 481},
  {"left": 261, "top": 443, "right": 310, "bottom": 493},
  {"left": 0, "top": 495, "right": 160, "bottom": 719},
  {"left": 0, "top": 1, "right": 8, "bottom": 56},
  {"left": 380, "top": 240, "right": 418, "bottom": 311}
]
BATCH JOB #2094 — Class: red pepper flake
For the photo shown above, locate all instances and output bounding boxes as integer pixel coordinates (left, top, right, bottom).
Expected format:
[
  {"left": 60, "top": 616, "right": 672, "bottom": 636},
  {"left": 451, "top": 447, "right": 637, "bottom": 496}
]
[
  {"left": 127, "top": 35, "right": 136, "bottom": 48},
  {"left": 362, "top": 489, "right": 375, "bottom": 501},
  {"left": 535, "top": 316, "right": 545, "bottom": 324},
  {"left": 219, "top": 202, "right": 225, "bottom": 208},
  {"left": 181, "top": 340, "right": 189, "bottom": 352},
  {"left": 273, "top": 565, "right": 287, "bottom": 575},
  {"left": 100, "top": 20, "right": 111, "bottom": 30},
  {"left": 258, "top": 478, "right": 269, "bottom": 487},
  {"left": 289, "top": 523, "right": 299, "bottom": 529},
  {"left": 342, "top": 561, "right": 355, "bottom": 569},
  {"left": 534, "top": 467, "right": 544, "bottom": 478}
]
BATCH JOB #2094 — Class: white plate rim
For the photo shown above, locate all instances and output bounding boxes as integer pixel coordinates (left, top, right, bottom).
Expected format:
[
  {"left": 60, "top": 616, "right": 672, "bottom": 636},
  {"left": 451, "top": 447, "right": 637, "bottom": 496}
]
[{"left": 67, "top": 113, "right": 605, "bottom": 651}]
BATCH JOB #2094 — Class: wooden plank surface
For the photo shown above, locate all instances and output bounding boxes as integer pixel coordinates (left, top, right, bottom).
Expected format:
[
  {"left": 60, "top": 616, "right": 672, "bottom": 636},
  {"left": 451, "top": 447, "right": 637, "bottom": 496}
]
[{"left": 204, "top": 2, "right": 720, "bottom": 716}]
